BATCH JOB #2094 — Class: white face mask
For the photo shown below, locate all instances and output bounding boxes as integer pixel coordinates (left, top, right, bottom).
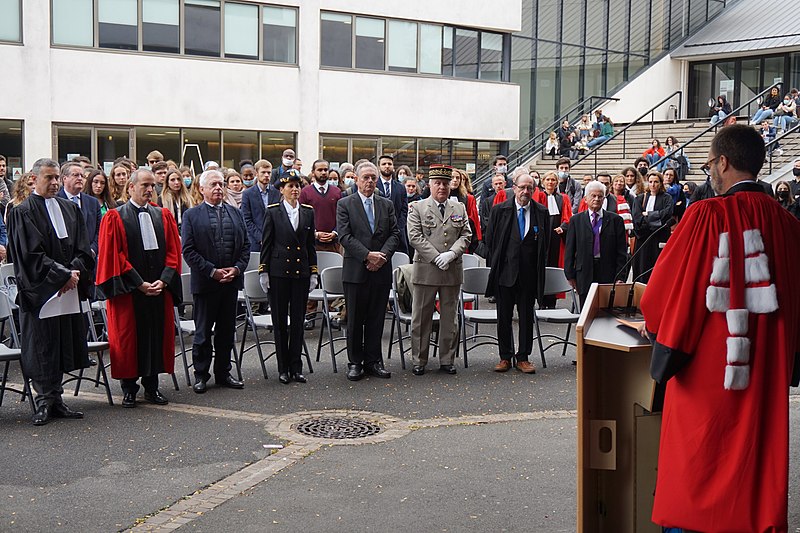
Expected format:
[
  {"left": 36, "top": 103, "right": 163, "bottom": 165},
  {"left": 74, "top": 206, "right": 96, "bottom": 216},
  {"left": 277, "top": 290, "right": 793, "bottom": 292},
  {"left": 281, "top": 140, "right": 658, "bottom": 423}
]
[
  {"left": 282, "top": 157, "right": 294, "bottom": 167},
  {"left": 496, "top": 165, "right": 508, "bottom": 174},
  {"left": 344, "top": 177, "right": 355, "bottom": 187}
]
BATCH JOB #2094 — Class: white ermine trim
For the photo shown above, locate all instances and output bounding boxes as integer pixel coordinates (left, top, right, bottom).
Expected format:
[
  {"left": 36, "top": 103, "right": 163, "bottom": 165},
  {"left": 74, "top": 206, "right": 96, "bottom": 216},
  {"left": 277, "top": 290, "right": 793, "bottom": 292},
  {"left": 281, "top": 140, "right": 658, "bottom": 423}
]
[
  {"left": 743, "top": 229, "right": 764, "bottom": 255},
  {"left": 620, "top": 213, "right": 632, "bottom": 221},
  {"left": 724, "top": 364, "right": 750, "bottom": 390},
  {"left": 618, "top": 202, "right": 630, "bottom": 211},
  {"left": 718, "top": 232, "right": 729, "bottom": 258},
  {"left": 726, "top": 336, "right": 751, "bottom": 364},
  {"left": 744, "top": 253, "right": 770, "bottom": 284},
  {"left": 710, "top": 257, "right": 730, "bottom": 284},
  {"left": 745, "top": 284, "right": 779, "bottom": 314},
  {"left": 726, "top": 309, "right": 749, "bottom": 336},
  {"left": 706, "top": 286, "right": 730, "bottom": 312}
]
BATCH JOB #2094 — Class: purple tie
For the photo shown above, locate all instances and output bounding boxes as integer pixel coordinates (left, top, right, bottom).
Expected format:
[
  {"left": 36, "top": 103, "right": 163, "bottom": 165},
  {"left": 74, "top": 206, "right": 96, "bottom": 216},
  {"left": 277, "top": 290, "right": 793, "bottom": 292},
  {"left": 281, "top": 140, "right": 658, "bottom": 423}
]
[{"left": 591, "top": 211, "right": 601, "bottom": 257}]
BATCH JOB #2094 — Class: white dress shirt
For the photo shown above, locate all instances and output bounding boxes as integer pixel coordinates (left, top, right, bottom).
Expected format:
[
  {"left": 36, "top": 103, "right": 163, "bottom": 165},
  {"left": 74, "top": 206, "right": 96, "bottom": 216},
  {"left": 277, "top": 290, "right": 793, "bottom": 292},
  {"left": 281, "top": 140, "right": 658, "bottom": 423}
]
[{"left": 283, "top": 199, "right": 299, "bottom": 230}]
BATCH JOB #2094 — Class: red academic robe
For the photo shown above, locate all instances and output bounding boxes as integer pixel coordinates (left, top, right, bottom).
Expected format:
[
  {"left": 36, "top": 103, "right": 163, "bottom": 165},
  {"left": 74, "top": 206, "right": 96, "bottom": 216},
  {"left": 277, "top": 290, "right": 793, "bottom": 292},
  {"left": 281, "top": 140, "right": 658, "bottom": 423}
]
[
  {"left": 96, "top": 203, "right": 182, "bottom": 379},
  {"left": 641, "top": 185, "right": 800, "bottom": 532}
]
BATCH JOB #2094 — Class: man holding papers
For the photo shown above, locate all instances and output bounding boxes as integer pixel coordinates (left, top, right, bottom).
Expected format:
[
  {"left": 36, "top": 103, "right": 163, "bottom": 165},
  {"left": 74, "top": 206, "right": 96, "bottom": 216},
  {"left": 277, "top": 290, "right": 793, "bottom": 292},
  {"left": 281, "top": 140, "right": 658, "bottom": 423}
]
[{"left": 6, "top": 158, "right": 95, "bottom": 426}]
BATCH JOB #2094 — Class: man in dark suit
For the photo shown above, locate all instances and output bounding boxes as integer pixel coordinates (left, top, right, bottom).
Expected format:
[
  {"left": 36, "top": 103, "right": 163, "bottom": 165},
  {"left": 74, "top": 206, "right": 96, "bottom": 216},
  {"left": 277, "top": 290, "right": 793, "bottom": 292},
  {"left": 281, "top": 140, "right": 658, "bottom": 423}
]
[
  {"left": 241, "top": 160, "right": 281, "bottom": 252},
  {"left": 485, "top": 173, "right": 551, "bottom": 374},
  {"left": 564, "top": 181, "right": 628, "bottom": 308},
  {"left": 181, "top": 169, "right": 249, "bottom": 393},
  {"left": 376, "top": 155, "right": 408, "bottom": 254},
  {"left": 58, "top": 161, "right": 101, "bottom": 257},
  {"left": 336, "top": 161, "right": 400, "bottom": 381}
]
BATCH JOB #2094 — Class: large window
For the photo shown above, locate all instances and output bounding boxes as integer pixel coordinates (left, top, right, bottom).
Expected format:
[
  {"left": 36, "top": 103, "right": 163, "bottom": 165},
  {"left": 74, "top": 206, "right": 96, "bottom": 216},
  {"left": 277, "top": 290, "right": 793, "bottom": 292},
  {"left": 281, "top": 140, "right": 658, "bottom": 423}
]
[
  {"left": 0, "top": 120, "right": 24, "bottom": 179},
  {"left": 51, "top": 0, "right": 297, "bottom": 65},
  {"left": 0, "top": 0, "right": 21, "bottom": 43},
  {"left": 320, "top": 12, "right": 509, "bottom": 82}
]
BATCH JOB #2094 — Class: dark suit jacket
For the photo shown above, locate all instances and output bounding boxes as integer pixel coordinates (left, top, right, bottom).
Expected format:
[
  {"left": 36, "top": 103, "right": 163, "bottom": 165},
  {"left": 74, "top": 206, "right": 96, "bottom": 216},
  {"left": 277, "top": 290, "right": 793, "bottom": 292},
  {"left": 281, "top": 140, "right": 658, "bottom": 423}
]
[
  {"left": 241, "top": 183, "right": 281, "bottom": 252},
  {"left": 484, "top": 197, "right": 550, "bottom": 302},
  {"left": 259, "top": 202, "right": 317, "bottom": 279},
  {"left": 181, "top": 202, "right": 250, "bottom": 293},
  {"left": 632, "top": 192, "right": 674, "bottom": 240},
  {"left": 57, "top": 188, "right": 101, "bottom": 255},
  {"left": 564, "top": 209, "right": 628, "bottom": 298},
  {"left": 336, "top": 192, "right": 400, "bottom": 285}
]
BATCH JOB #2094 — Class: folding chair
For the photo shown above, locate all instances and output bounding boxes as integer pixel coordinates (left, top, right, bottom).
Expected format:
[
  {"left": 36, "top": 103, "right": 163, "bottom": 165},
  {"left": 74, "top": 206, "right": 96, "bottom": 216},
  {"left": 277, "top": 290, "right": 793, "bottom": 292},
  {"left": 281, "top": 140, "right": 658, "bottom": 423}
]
[
  {"left": 239, "top": 270, "right": 313, "bottom": 379},
  {"left": 385, "top": 252, "right": 411, "bottom": 343},
  {"left": 0, "top": 290, "right": 34, "bottom": 413},
  {"left": 61, "top": 300, "right": 114, "bottom": 405},
  {"left": 458, "top": 267, "right": 497, "bottom": 368},
  {"left": 315, "top": 266, "right": 349, "bottom": 372},
  {"left": 307, "top": 251, "right": 344, "bottom": 326},
  {"left": 388, "top": 267, "right": 441, "bottom": 367},
  {"left": 533, "top": 267, "right": 581, "bottom": 368}
]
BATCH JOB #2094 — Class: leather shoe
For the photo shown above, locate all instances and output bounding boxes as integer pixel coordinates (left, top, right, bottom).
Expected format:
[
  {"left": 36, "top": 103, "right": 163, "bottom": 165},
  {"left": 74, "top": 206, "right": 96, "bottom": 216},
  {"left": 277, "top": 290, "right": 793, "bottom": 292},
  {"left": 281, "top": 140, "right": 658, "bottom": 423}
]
[
  {"left": 292, "top": 373, "right": 307, "bottom": 383},
  {"left": 88, "top": 357, "right": 98, "bottom": 367},
  {"left": 516, "top": 360, "right": 537, "bottom": 374},
  {"left": 51, "top": 403, "right": 83, "bottom": 419},
  {"left": 494, "top": 360, "right": 513, "bottom": 372},
  {"left": 32, "top": 404, "right": 51, "bottom": 426},
  {"left": 278, "top": 373, "right": 291, "bottom": 384},
  {"left": 346, "top": 364, "right": 364, "bottom": 381},
  {"left": 193, "top": 379, "right": 207, "bottom": 394},
  {"left": 143, "top": 390, "right": 169, "bottom": 405},
  {"left": 412, "top": 365, "right": 425, "bottom": 376},
  {"left": 217, "top": 375, "right": 244, "bottom": 389},
  {"left": 121, "top": 392, "right": 136, "bottom": 408},
  {"left": 439, "top": 364, "right": 457, "bottom": 375},
  {"left": 365, "top": 362, "right": 391, "bottom": 379}
]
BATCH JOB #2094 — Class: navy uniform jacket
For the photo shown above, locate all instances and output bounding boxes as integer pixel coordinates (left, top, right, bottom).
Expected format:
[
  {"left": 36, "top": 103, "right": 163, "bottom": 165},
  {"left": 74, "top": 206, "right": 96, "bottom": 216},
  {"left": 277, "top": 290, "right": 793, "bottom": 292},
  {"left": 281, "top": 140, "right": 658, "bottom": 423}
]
[{"left": 259, "top": 202, "right": 318, "bottom": 279}]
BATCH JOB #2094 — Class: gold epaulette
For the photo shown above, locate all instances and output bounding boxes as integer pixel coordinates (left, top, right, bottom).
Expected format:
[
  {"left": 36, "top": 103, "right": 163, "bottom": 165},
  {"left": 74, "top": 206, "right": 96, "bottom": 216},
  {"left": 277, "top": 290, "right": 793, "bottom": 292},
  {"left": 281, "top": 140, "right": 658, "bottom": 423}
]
[
  {"left": 267, "top": 203, "right": 280, "bottom": 208},
  {"left": 301, "top": 204, "right": 314, "bottom": 209},
  {"left": 310, "top": 265, "right": 319, "bottom": 274},
  {"left": 258, "top": 264, "right": 267, "bottom": 274}
]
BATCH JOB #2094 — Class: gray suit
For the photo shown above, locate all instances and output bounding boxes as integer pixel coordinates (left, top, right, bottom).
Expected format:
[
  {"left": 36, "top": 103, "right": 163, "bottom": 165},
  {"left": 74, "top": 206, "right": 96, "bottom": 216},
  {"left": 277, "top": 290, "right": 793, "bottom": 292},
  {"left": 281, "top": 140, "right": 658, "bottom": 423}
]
[{"left": 407, "top": 197, "right": 472, "bottom": 367}]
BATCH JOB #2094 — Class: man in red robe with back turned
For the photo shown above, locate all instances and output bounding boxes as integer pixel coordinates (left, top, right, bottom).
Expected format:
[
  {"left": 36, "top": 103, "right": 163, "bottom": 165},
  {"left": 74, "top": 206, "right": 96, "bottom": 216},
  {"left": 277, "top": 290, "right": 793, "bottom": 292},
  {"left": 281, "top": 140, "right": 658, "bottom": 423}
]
[
  {"left": 641, "top": 124, "right": 800, "bottom": 532},
  {"left": 96, "top": 168, "right": 182, "bottom": 408}
]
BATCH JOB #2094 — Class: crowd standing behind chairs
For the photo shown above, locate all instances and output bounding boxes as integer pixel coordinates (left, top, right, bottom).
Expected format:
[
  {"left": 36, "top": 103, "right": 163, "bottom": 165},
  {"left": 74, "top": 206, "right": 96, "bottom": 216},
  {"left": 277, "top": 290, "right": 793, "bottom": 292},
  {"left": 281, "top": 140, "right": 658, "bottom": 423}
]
[{"left": 3, "top": 110, "right": 800, "bottom": 427}]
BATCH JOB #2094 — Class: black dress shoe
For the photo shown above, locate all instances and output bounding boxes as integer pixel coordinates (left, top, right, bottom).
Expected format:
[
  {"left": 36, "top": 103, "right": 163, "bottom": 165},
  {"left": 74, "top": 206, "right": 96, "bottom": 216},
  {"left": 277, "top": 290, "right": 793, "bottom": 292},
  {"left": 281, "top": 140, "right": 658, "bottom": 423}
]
[
  {"left": 365, "top": 362, "right": 391, "bottom": 379},
  {"left": 278, "top": 373, "right": 291, "bottom": 384},
  {"left": 88, "top": 357, "right": 98, "bottom": 367},
  {"left": 52, "top": 403, "right": 84, "bottom": 419},
  {"left": 346, "top": 364, "right": 364, "bottom": 381},
  {"left": 412, "top": 365, "right": 425, "bottom": 376},
  {"left": 439, "top": 364, "right": 457, "bottom": 375},
  {"left": 143, "top": 390, "right": 169, "bottom": 405},
  {"left": 121, "top": 393, "right": 136, "bottom": 408},
  {"left": 217, "top": 375, "right": 244, "bottom": 389},
  {"left": 292, "top": 373, "right": 307, "bottom": 383},
  {"left": 32, "top": 404, "right": 51, "bottom": 426},
  {"left": 193, "top": 379, "right": 207, "bottom": 394}
]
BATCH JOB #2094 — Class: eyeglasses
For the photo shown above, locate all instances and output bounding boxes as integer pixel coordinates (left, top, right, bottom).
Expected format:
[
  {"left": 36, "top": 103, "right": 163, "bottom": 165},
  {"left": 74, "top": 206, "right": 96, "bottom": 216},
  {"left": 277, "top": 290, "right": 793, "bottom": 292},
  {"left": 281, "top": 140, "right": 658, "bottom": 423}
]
[{"left": 147, "top": 160, "right": 158, "bottom": 165}]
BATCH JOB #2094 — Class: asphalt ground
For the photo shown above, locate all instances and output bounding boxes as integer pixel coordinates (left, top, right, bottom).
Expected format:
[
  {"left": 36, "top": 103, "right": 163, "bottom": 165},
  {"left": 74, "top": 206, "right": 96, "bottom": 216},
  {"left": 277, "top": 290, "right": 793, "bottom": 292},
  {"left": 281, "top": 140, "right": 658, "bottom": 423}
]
[{"left": 0, "top": 313, "right": 798, "bottom": 532}]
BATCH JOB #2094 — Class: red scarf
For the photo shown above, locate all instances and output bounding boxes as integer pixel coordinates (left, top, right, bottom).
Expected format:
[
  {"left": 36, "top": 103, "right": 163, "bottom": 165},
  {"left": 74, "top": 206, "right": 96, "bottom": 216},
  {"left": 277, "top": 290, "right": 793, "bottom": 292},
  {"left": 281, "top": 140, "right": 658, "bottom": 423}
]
[{"left": 493, "top": 189, "right": 507, "bottom": 205}]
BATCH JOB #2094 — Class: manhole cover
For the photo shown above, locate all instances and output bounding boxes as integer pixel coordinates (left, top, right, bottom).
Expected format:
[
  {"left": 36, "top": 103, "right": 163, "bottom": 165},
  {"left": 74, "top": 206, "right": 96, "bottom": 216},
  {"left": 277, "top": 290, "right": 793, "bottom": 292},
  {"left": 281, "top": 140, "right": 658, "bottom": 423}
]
[{"left": 293, "top": 416, "right": 382, "bottom": 440}]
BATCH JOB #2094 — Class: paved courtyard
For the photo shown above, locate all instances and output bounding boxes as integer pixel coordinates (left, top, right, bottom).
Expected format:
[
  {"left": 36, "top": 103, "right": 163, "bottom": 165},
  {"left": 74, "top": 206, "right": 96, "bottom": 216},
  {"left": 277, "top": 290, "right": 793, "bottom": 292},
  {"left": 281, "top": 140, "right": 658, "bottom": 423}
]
[{"left": 1, "top": 319, "right": 798, "bottom": 532}]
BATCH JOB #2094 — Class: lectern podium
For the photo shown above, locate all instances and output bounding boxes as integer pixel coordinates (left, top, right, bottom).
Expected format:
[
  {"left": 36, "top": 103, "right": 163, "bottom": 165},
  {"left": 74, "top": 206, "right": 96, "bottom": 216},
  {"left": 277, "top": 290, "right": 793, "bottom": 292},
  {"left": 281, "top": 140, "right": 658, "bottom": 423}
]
[{"left": 576, "top": 282, "right": 661, "bottom": 533}]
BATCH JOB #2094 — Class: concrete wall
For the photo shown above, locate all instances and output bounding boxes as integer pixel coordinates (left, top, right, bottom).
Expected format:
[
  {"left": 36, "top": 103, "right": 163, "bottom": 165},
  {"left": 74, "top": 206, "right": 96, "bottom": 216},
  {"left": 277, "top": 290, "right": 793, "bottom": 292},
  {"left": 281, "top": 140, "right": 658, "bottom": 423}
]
[
  {"left": 0, "top": 0, "right": 521, "bottom": 166},
  {"left": 601, "top": 54, "right": 685, "bottom": 124}
]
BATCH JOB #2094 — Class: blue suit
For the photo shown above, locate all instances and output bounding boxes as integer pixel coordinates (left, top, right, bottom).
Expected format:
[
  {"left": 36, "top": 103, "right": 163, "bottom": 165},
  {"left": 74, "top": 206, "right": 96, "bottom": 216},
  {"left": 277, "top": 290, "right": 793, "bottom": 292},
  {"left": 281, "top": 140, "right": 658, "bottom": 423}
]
[
  {"left": 353, "top": 179, "right": 408, "bottom": 254},
  {"left": 241, "top": 183, "right": 281, "bottom": 252},
  {"left": 57, "top": 188, "right": 101, "bottom": 255}
]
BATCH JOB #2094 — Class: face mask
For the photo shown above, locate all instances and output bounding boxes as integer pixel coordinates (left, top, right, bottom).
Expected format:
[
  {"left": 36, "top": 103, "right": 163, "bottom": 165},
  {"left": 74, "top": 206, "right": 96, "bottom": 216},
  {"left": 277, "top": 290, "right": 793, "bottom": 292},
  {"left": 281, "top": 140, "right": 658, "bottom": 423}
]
[
  {"left": 557, "top": 171, "right": 569, "bottom": 180},
  {"left": 784, "top": 100, "right": 791, "bottom": 105},
  {"left": 496, "top": 165, "right": 507, "bottom": 174},
  {"left": 183, "top": 178, "right": 193, "bottom": 187},
  {"left": 344, "top": 177, "right": 355, "bottom": 187},
  {"left": 282, "top": 158, "right": 294, "bottom": 167},
  {"left": 638, "top": 167, "right": 648, "bottom": 176},
  {"left": 243, "top": 179, "right": 254, "bottom": 187},
  {"left": 793, "top": 168, "right": 800, "bottom": 177},
  {"left": 778, "top": 190, "right": 789, "bottom": 199}
]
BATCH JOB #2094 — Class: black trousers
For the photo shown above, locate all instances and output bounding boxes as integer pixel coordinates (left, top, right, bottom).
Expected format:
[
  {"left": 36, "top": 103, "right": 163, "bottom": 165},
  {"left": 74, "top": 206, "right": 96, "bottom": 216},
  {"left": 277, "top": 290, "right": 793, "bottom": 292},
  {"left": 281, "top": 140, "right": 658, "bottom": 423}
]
[
  {"left": 343, "top": 278, "right": 390, "bottom": 366},
  {"left": 120, "top": 375, "right": 159, "bottom": 395},
  {"left": 269, "top": 277, "right": 307, "bottom": 374},
  {"left": 192, "top": 284, "right": 238, "bottom": 381},
  {"left": 496, "top": 283, "right": 536, "bottom": 362}
]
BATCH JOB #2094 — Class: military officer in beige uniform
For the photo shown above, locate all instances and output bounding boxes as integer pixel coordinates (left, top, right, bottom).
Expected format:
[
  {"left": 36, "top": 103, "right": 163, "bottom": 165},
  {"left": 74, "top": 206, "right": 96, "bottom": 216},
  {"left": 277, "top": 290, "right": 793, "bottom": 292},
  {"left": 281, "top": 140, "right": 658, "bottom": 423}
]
[{"left": 407, "top": 165, "right": 472, "bottom": 375}]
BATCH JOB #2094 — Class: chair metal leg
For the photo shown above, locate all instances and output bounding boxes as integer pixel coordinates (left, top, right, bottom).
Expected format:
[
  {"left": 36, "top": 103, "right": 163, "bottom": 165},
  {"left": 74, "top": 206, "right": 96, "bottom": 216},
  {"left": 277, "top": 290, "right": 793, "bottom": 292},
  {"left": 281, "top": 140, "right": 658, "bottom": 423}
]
[
  {"left": 561, "top": 323, "right": 572, "bottom": 358},
  {"left": 534, "top": 314, "right": 547, "bottom": 369},
  {"left": 252, "top": 318, "right": 269, "bottom": 380},
  {"left": 174, "top": 310, "right": 192, "bottom": 386},
  {"left": 231, "top": 331, "right": 243, "bottom": 381},
  {"left": 0, "top": 361, "right": 8, "bottom": 407},
  {"left": 73, "top": 368, "right": 85, "bottom": 396},
  {"left": 387, "top": 317, "right": 395, "bottom": 360},
  {"left": 326, "top": 312, "right": 338, "bottom": 373},
  {"left": 97, "top": 352, "right": 114, "bottom": 405},
  {"left": 315, "top": 318, "right": 326, "bottom": 362},
  {"left": 302, "top": 339, "right": 314, "bottom": 373}
]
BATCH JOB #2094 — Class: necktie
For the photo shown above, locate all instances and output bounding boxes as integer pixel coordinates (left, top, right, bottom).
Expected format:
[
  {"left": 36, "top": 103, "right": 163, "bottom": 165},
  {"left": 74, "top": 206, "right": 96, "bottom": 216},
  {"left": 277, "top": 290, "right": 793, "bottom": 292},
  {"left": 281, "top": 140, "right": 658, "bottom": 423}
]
[
  {"left": 591, "top": 211, "right": 601, "bottom": 257},
  {"left": 518, "top": 207, "right": 525, "bottom": 239},
  {"left": 71, "top": 195, "right": 80, "bottom": 206},
  {"left": 384, "top": 181, "right": 390, "bottom": 197},
  {"left": 439, "top": 203, "right": 445, "bottom": 218},
  {"left": 365, "top": 198, "right": 375, "bottom": 232}
]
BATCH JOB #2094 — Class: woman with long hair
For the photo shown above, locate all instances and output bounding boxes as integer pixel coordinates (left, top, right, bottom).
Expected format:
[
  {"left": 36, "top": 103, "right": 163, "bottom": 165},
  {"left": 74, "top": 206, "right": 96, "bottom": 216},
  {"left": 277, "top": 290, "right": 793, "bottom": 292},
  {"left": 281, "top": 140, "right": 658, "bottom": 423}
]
[
  {"left": 224, "top": 170, "right": 245, "bottom": 208},
  {"left": 109, "top": 162, "right": 131, "bottom": 204},
  {"left": 775, "top": 181, "right": 794, "bottom": 209},
  {"left": 662, "top": 167, "right": 686, "bottom": 220},
  {"left": 159, "top": 169, "right": 194, "bottom": 231},
  {"left": 537, "top": 170, "right": 572, "bottom": 308},
  {"left": 449, "top": 168, "right": 482, "bottom": 252},
  {"left": 642, "top": 138, "right": 666, "bottom": 170},
  {"left": 87, "top": 169, "right": 116, "bottom": 216},
  {"left": 631, "top": 171, "right": 673, "bottom": 283},
  {"left": 621, "top": 166, "right": 645, "bottom": 197}
]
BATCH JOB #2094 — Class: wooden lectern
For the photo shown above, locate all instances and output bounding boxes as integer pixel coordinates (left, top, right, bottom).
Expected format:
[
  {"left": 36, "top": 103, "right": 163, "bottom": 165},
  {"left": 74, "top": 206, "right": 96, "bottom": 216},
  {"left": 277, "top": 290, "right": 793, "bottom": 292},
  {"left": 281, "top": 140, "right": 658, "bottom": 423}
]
[{"left": 576, "top": 282, "right": 661, "bottom": 533}]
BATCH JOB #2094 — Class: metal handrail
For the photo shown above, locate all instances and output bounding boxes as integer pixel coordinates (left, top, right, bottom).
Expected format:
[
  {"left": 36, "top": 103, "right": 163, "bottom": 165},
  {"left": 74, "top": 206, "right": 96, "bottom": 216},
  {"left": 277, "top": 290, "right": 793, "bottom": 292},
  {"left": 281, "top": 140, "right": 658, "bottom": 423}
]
[
  {"left": 764, "top": 121, "right": 800, "bottom": 176},
  {"left": 473, "top": 95, "right": 619, "bottom": 191},
  {"left": 650, "top": 83, "right": 784, "bottom": 171},
  {"left": 572, "top": 90, "right": 683, "bottom": 176}
]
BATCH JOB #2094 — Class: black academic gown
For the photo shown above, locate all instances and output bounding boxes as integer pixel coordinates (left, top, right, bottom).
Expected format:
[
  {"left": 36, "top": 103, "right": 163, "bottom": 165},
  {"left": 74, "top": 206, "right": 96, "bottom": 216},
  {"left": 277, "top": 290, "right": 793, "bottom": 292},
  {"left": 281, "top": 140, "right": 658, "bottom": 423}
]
[{"left": 7, "top": 194, "right": 94, "bottom": 381}]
